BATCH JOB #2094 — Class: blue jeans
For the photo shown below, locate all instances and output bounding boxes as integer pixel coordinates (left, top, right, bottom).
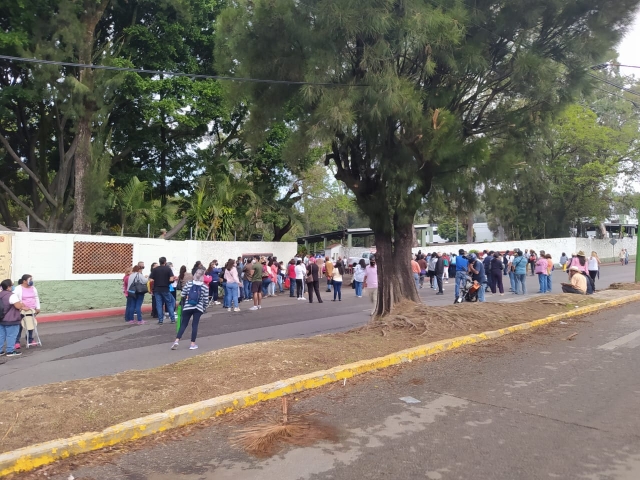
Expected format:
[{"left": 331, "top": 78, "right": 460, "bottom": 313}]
[
  {"left": 547, "top": 273, "right": 552, "bottom": 292},
  {"left": 226, "top": 282, "right": 239, "bottom": 308},
  {"left": 538, "top": 274, "right": 548, "bottom": 293},
  {"left": 455, "top": 271, "right": 467, "bottom": 299},
  {"left": 515, "top": 274, "right": 527, "bottom": 295},
  {"left": 155, "top": 291, "right": 175, "bottom": 322},
  {"left": 354, "top": 281, "right": 363, "bottom": 296},
  {"left": 243, "top": 279, "right": 252, "bottom": 299},
  {"left": 508, "top": 271, "right": 516, "bottom": 291},
  {"left": 289, "top": 277, "right": 296, "bottom": 296},
  {"left": 222, "top": 283, "right": 230, "bottom": 307},
  {"left": 134, "top": 293, "right": 145, "bottom": 321},
  {"left": 177, "top": 308, "right": 203, "bottom": 343},
  {"left": 413, "top": 273, "right": 419, "bottom": 289},
  {"left": 478, "top": 282, "right": 486, "bottom": 302},
  {"left": 333, "top": 281, "right": 343, "bottom": 300},
  {"left": 125, "top": 295, "right": 136, "bottom": 321},
  {"left": 0, "top": 324, "right": 19, "bottom": 353},
  {"left": 262, "top": 278, "right": 271, "bottom": 296},
  {"left": 277, "top": 275, "right": 284, "bottom": 293}
]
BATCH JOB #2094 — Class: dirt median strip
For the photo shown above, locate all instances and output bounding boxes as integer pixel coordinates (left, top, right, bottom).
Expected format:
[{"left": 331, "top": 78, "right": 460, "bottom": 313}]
[{"left": 0, "top": 291, "right": 638, "bottom": 476}]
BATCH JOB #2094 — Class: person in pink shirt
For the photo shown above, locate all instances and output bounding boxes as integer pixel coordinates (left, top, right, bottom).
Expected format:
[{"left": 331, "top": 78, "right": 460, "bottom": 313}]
[
  {"left": 569, "top": 251, "right": 589, "bottom": 275},
  {"left": 287, "top": 259, "right": 297, "bottom": 297},
  {"left": 363, "top": 257, "right": 379, "bottom": 316},
  {"left": 13, "top": 274, "right": 40, "bottom": 348}
]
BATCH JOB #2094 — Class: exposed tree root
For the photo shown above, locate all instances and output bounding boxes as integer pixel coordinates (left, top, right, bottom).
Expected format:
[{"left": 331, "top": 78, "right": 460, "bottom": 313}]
[{"left": 357, "top": 295, "right": 594, "bottom": 337}]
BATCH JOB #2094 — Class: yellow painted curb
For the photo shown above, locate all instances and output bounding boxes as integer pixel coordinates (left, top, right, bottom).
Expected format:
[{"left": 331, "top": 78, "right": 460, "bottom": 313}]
[{"left": 2, "top": 292, "right": 640, "bottom": 476}]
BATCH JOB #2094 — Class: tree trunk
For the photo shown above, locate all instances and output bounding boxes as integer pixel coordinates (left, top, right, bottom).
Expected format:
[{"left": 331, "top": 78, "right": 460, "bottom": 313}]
[
  {"left": 374, "top": 222, "right": 420, "bottom": 316},
  {"left": 272, "top": 217, "right": 293, "bottom": 242},
  {"left": 73, "top": 116, "right": 92, "bottom": 233},
  {"left": 467, "top": 214, "right": 474, "bottom": 243},
  {"left": 160, "top": 119, "right": 168, "bottom": 206}
]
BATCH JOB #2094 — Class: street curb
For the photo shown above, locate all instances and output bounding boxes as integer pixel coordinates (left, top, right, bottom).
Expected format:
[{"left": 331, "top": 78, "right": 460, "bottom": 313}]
[
  {"left": 2, "top": 292, "right": 640, "bottom": 476},
  {"left": 38, "top": 305, "right": 152, "bottom": 323}
]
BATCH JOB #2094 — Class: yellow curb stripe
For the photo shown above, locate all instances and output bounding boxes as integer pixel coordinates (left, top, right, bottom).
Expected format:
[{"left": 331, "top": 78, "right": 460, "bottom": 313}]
[{"left": 2, "top": 292, "right": 640, "bottom": 476}]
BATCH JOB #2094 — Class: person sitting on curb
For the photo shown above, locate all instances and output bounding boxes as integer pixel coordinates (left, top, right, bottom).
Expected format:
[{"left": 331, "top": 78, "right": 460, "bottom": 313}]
[
  {"left": 0, "top": 279, "right": 24, "bottom": 357},
  {"left": 561, "top": 266, "right": 587, "bottom": 295}
]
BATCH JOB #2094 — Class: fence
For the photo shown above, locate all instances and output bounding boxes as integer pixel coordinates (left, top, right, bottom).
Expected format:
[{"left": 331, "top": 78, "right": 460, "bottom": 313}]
[
  {"left": 1, "top": 232, "right": 297, "bottom": 281},
  {"left": 410, "top": 236, "right": 637, "bottom": 264}
]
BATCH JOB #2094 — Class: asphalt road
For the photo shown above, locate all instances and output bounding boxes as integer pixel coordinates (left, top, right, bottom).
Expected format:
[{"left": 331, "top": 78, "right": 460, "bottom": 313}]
[
  {"left": 0, "top": 263, "right": 634, "bottom": 391},
  {"left": 50, "top": 300, "right": 640, "bottom": 480}
]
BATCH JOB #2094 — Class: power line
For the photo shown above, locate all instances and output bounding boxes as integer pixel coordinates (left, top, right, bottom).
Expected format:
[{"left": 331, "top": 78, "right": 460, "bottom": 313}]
[
  {"left": 586, "top": 72, "right": 640, "bottom": 98},
  {"left": 593, "top": 63, "right": 640, "bottom": 70},
  {"left": 0, "top": 54, "right": 365, "bottom": 87}
]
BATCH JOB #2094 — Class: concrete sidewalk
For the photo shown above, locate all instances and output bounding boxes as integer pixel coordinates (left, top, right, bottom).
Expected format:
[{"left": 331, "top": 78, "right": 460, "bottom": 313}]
[{"left": 46, "top": 298, "right": 640, "bottom": 480}]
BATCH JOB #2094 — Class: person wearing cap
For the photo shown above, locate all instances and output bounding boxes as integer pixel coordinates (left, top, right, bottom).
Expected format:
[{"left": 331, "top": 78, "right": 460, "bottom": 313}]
[
  {"left": 454, "top": 249, "right": 469, "bottom": 300},
  {"left": 561, "top": 266, "right": 587, "bottom": 295}
]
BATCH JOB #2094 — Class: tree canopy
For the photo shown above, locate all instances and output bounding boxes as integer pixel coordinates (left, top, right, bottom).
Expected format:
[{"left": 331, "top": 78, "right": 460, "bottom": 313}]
[{"left": 217, "top": 0, "right": 640, "bottom": 313}]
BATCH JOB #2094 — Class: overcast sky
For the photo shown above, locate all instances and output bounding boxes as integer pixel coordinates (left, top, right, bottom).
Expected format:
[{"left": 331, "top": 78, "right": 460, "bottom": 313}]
[{"left": 617, "top": 8, "right": 640, "bottom": 76}]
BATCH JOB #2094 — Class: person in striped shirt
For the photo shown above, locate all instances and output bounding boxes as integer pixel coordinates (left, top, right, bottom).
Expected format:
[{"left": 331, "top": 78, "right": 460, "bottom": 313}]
[{"left": 171, "top": 267, "right": 210, "bottom": 351}]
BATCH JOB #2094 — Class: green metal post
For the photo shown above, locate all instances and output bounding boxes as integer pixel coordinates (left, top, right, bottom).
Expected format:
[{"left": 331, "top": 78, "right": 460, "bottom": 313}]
[
  {"left": 347, "top": 233, "right": 353, "bottom": 248},
  {"left": 635, "top": 226, "right": 640, "bottom": 283},
  {"left": 421, "top": 229, "right": 427, "bottom": 248}
]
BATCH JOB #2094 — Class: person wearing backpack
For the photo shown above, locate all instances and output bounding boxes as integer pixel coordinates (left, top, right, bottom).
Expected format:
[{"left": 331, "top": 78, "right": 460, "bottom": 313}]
[
  {"left": 171, "top": 267, "right": 210, "bottom": 350},
  {"left": 127, "top": 265, "right": 148, "bottom": 325},
  {"left": 0, "top": 279, "right": 24, "bottom": 357}
]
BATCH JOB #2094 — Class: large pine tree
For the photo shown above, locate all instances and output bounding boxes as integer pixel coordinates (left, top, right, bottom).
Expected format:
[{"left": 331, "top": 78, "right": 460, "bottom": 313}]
[{"left": 217, "top": 0, "right": 640, "bottom": 314}]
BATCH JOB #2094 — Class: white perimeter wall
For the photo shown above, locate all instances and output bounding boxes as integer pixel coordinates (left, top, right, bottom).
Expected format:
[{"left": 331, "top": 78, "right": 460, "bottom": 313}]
[
  {"left": 411, "top": 237, "right": 636, "bottom": 263},
  {"left": 8, "top": 232, "right": 297, "bottom": 281}
]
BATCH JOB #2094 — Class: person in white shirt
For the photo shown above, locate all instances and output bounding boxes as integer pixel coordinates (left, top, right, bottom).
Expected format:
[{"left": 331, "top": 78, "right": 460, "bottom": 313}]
[
  {"left": 588, "top": 252, "right": 601, "bottom": 290},
  {"left": 505, "top": 251, "right": 516, "bottom": 293},
  {"left": 363, "top": 258, "right": 379, "bottom": 316},
  {"left": 294, "top": 260, "right": 307, "bottom": 300}
]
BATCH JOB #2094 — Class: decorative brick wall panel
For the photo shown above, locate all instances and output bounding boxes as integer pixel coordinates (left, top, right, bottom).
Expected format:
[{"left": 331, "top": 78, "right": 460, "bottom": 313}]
[{"left": 72, "top": 242, "right": 133, "bottom": 274}]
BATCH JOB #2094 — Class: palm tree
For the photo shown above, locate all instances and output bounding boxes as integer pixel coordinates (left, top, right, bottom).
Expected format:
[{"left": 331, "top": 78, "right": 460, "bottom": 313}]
[
  {"left": 114, "top": 176, "right": 151, "bottom": 236},
  {"left": 205, "top": 179, "right": 256, "bottom": 241},
  {"left": 182, "top": 176, "right": 256, "bottom": 241},
  {"left": 182, "top": 178, "right": 215, "bottom": 240}
]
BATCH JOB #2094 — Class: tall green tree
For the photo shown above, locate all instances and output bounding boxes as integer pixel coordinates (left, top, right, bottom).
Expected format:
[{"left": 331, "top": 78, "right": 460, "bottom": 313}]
[
  {"left": 0, "top": 0, "right": 226, "bottom": 233},
  {"left": 217, "top": 0, "right": 638, "bottom": 314},
  {"left": 484, "top": 77, "right": 640, "bottom": 240}
]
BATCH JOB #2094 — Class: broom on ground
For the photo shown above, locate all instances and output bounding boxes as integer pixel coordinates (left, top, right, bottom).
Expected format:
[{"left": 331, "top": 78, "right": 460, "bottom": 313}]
[{"left": 231, "top": 397, "right": 338, "bottom": 457}]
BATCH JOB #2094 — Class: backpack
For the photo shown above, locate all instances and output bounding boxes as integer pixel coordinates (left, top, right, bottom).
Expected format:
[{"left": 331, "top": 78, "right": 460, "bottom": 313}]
[
  {"left": 128, "top": 274, "right": 148, "bottom": 296},
  {"left": 186, "top": 283, "right": 202, "bottom": 306},
  {"left": 443, "top": 258, "right": 449, "bottom": 267},
  {"left": 0, "top": 292, "right": 6, "bottom": 322}
]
